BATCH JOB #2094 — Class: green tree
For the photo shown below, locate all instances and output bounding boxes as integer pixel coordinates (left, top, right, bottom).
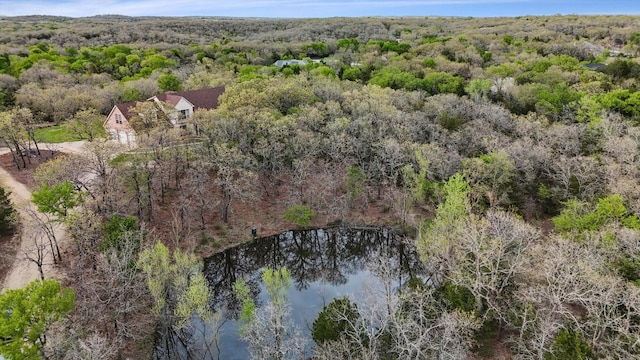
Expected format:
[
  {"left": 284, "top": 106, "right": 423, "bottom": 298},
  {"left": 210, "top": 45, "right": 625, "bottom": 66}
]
[
  {"left": 535, "top": 83, "right": 582, "bottom": 121},
  {"left": 465, "top": 78, "right": 492, "bottom": 101},
  {"left": 423, "top": 72, "right": 465, "bottom": 96},
  {"left": 461, "top": 151, "right": 517, "bottom": 208},
  {"left": 100, "top": 214, "right": 138, "bottom": 252},
  {"left": 283, "top": 205, "right": 314, "bottom": 227},
  {"left": 552, "top": 194, "right": 640, "bottom": 235},
  {"left": 0, "top": 186, "right": 16, "bottom": 235},
  {"left": 341, "top": 67, "right": 363, "bottom": 82},
  {"left": 312, "top": 296, "right": 360, "bottom": 344},
  {"left": 157, "top": 73, "right": 183, "bottom": 92},
  {"left": 31, "top": 181, "right": 82, "bottom": 221},
  {"left": 65, "top": 108, "right": 105, "bottom": 141},
  {"left": 120, "top": 87, "right": 142, "bottom": 102},
  {"left": 368, "top": 67, "right": 423, "bottom": 91},
  {"left": 262, "top": 267, "right": 291, "bottom": 306},
  {"left": 0, "top": 279, "right": 75, "bottom": 360},
  {"left": 545, "top": 328, "right": 593, "bottom": 360},
  {"left": 138, "top": 242, "right": 220, "bottom": 359},
  {"left": 346, "top": 165, "right": 366, "bottom": 205}
]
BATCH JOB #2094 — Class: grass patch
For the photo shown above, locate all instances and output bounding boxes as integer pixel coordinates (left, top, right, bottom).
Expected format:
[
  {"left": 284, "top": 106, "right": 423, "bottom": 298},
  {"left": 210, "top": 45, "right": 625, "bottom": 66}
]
[
  {"left": 34, "top": 125, "right": 83, "bottom": 143},
  {"left": 34, "top": 123, "right": 106, "bottom": 143},
  {"left": 109, "top": 153, "right": 135, "bottom": 166}
]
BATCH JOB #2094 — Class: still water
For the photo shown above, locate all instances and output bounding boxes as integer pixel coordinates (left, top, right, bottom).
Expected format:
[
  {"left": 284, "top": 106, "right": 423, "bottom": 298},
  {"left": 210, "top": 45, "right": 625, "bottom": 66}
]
[{"left": 201, "top": 226, "right": 424, "bottom": 359}]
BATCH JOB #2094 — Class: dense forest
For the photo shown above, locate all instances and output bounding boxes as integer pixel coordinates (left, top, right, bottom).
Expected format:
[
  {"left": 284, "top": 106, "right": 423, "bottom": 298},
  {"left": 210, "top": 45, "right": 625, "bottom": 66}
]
[{"left": 1, "top": 14, "right": 640, "bottom": 359}]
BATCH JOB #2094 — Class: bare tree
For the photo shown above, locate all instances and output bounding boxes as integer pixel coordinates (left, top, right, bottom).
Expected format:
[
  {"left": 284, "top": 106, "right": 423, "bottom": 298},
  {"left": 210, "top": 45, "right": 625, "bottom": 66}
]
[
  {"left": 24, "top": 233, "right": 49, "bottom": 281},
  {"left": 63, "top": 333, "right": 118, "bottom": 360}
]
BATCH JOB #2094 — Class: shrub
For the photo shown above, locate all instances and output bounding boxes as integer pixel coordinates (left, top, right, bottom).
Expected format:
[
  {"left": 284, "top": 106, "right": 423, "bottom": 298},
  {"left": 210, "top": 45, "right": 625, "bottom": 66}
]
[
  {"left": 545, "top": 328, "right": 593, "bottom": 360},
  {"left": 283, "top": 205, "right": 314, "bottom": 227},
  {"left": 0, "top": 186, "right": 16, "bottom": 235},
  {"left": 101, "top": 214, "right": 138, "bottom": 251},
  {"left": 312, "top": 296, "right": 359, "bottom": 344}
]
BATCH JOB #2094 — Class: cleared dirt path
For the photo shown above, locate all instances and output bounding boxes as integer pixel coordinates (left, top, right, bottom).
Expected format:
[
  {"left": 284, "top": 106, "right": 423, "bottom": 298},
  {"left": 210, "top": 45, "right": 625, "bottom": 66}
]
[{"left": 0, "top": 142, "right": 84, "bottom": 291}]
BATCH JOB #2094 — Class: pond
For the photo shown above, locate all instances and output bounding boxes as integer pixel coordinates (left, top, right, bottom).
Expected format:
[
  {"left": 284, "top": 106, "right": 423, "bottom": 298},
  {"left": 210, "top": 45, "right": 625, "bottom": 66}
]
[{"left": 202, "top": 226, "right": 425, "bottom": 359}]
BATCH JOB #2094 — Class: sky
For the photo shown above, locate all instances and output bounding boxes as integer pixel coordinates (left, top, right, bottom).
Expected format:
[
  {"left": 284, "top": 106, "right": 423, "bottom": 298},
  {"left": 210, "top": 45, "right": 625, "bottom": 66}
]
[{"left": 0, "top": 0, "right": 639, "bottom": 18}]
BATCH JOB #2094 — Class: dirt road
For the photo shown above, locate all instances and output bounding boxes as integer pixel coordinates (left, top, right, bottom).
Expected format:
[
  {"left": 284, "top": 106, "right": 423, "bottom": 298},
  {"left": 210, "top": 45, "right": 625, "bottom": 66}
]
[{"left": 0, "top": 142, "right": 84, "bottom": 291}]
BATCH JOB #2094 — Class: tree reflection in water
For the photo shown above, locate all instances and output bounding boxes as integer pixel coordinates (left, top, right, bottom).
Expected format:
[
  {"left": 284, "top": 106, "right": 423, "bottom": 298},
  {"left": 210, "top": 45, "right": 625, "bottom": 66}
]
[{"left": 202, "top": 226, "right": 424, "bottom": 359}]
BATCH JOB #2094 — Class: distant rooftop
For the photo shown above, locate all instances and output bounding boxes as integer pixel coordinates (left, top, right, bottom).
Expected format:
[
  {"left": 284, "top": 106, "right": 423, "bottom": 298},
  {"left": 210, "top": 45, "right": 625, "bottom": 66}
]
[{"left": 273, "top": 59, "right": 308, "bottom": 67}]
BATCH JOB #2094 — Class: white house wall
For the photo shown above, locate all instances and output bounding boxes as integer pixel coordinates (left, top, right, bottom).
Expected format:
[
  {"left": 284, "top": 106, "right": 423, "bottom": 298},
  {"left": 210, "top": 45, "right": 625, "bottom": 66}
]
[{"left": 172, "top": 98, "right": 194, "bottom": 126}]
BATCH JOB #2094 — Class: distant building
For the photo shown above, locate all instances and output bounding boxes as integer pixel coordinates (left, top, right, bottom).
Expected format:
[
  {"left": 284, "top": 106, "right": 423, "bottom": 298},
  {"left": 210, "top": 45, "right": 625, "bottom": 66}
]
[
  {"left": 104, "top": 87, "right": 225, "bottom": 146},
  {"left": 584, "top": 63, "right": 606, "bottom": 70},
  {"left": 273, "top": 59, "right": 308, "bottom": 67}
]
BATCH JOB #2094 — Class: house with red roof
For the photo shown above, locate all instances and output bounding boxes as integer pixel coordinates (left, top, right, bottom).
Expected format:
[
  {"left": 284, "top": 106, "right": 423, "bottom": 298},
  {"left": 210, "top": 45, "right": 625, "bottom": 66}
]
[{"left": 104, "top": 86, "right": 225, "bottom": 146}]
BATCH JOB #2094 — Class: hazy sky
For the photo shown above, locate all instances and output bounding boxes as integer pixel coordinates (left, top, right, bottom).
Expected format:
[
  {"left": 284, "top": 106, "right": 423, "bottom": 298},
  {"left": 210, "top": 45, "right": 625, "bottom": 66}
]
[{"left": 0, "top": 0, "right": 639, "bottom": 18}]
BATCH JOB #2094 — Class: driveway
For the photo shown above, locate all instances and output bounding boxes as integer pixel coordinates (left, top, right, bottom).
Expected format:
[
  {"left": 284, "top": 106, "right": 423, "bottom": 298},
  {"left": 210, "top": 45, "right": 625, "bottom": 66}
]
[{"left": 0, "top": 141, "right": 85, "bottom": 291}]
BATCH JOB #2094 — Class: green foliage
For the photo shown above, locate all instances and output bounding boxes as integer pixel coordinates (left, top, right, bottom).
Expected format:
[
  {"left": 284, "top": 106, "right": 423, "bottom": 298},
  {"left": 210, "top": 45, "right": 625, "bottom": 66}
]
[
  {"left": 575, "top": 95, "right": 604, "bottom": 123},
  {"left": 341, "top": 66, "right": 363, "bottom": 81},
  {"left": 420, "top": 35, "right": 451, "bottom": 44},
  {"left": 138, "top": 242, "right": 218, "bottom": 346},
  {"left": 423, "top": 58, "right": 437, "bottom": 69},
  {"left": 262, "top": 267, "right": 291, "bottom": 305},
  {"left": 474, "top": 318, "right": 499, "bottom": 357},
  {"left": 614, "top": 254, "right": 640, "bottom": 283},
  {"left": 311, "top": 65, "right": 336, "bottom": 78},
  {"left": 538, "top": 183, "right": 563, "bottom": 215},
  {"left": 437, "top": 281, "right": 476, "bottom": 313},
  {"left": 368, "top": 67, "right": 423, "bottom": 91},
  {"left": 418, "top": 174, "right": 471, "bottom": 261},
  {"left": 311, "top": 296, "right": 360, "bottom": 344},
  {"left": 31, "top": 181, "right": 82, "bottom": 221},
  {"left": 65, "top": 108, "right": 106, "bottom": 141},
  {"left": 545, "top": 328, "right": 593, "bottom": 360},
  {"left": 401, "top": 150, "right": 432, "bottom": 205},
  {"left": 233, "top": 279, "right": 256, "bottom": 331},
  {"left": 157, "top": 73, "right": 183, "bottom": 92},
  {"left": 138, "top": 242, "right": 204, "bottom": 318},
  {"left": 598, "top": 89, "right": 640, "bottom": 119},
  {"left": 120, "top": 87, "right": 143, "bottom": 102},
  {"left": 346, "top": 165, "right": 366, "bottom": 202},
  {"left": 283, "top": 205, "right": 314, "bottom": 227},
  {"left": 465, "top": 78, "right": 492, "bottom": 100},
  {"left": 481, "top": 51, "right": 492, "bottom": 63},
  {"left": 0, "top": 186, "right": 16, "bottom": 235},
  {"left": 100, "top": 214, "right": 138, "bottom": 252},
  {"left": 301, "top": 42, "right": 331, "bottom": 57},
  {"left": 438, "top": 110, "right": 466, "bottom": 131},
  {"left": 376, "top": 41, "right": 411, "bottom": 54},
  {"left": 602, "top": 59, "right": 640, "bottom": 81},
  {"left": 551, "top": 55, "right": 579, "bottom": 71},
  {"left": 173, "top": 269, "right": 217, "bottom": 328},
  {"left": 552, "top": 195, "right": 640, "bottom": 235},
  {"left": 461, "top": 151, "right": 517, "bottom": 208},
  {"left": 532, "top": 60, "right": 552, "bottom": 73},
  {"left": 423, "top": 72, "right": 465, "bottom": 96},
  {"left": 436, "top": 173, "right": 470, "bottom": 225},
  {"left": 0, "top": 279, "right": 75, "bottom": 360},
  {"left": 337, "top": 38, "right": 359, "bottom": 51},
  {"left": 535, "top": 83, "right": 583, "bottom": 121}
]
